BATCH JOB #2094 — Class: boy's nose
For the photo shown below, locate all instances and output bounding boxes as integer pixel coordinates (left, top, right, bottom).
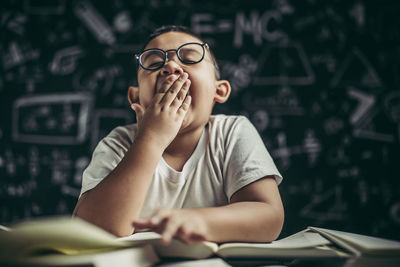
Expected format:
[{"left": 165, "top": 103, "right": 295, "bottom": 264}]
[{"left": 160, "top": 54, "right": 184, "bottom": 76}]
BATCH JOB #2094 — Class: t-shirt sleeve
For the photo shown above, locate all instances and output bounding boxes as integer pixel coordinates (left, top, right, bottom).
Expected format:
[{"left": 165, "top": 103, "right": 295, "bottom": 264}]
[
  {"left": 223, "top": 116, "right": 282, "bottom": 200},
  {"left": 79, "top": 125, "right": 135, "bottom": 198}
]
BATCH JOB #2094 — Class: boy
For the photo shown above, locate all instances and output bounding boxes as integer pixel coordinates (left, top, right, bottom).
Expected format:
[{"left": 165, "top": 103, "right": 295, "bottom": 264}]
[{"left": 74, "top": 25, "right": 284, "bottom": 244}]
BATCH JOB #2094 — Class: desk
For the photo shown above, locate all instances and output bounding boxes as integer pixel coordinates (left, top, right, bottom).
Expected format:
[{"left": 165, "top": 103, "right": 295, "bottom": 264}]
[
  {"left": 157, "top": 256, "right": 400, "bottom": 267},
  {"left": 3, "top": 255, "right": 400, "bottom": 267}
]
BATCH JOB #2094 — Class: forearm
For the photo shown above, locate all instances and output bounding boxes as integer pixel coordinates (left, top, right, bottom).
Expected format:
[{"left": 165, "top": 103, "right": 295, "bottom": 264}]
[
  {"left": 74, "top": 138, "right": 163, "bottom": 237},
  {"left": 198, "top": 201, "right": 284, "bottom": 243}
]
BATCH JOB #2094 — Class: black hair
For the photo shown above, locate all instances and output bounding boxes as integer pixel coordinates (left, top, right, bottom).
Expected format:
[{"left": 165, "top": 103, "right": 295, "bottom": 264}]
[{"left": 138, "top": 25, "right": 220, "bottom": 80}]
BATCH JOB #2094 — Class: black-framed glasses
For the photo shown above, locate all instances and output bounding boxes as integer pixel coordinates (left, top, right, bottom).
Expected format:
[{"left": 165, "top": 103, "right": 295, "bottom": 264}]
[{"left": 135, "top": 42, "right": 208, "bottom": 71}]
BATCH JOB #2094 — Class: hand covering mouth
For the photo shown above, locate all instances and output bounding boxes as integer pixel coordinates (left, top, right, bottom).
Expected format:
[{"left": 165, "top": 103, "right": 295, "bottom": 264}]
[{"left": 155, "top": 74, "right": 180, "bottom": 92}]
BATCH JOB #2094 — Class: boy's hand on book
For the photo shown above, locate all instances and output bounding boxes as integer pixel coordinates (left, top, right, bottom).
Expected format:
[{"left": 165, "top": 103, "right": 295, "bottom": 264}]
[
  {"left": 131, "top": 73, "right": 191, "bottom": 150},
  {"left": 133, "top": 208, "right": 208, "bottom": 245}
]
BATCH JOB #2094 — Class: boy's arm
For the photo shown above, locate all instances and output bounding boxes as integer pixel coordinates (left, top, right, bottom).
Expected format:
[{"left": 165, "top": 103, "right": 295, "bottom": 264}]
[
  {"left": 72, "top": 138, "right": 164, "bottom": 236},
  {"left": 206, "top": 176, "right": 284, "bottom": 242},
  {"left": 73, "top": 74, "right": 191, "bottom": 237},
  {"left": 133, "top": 176, "right": 284, "bottom": 243}
]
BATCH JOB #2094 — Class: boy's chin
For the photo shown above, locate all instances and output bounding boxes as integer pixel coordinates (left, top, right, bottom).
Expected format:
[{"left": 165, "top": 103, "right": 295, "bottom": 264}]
[
  {"left": 178, "top": 112, "right": 192, "bottom": 132},
  {"left": 180, "top": 116, "right": 189, "bottom": 130}
]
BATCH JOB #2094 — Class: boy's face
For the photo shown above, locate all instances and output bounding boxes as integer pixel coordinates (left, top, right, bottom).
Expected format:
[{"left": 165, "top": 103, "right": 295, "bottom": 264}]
[{"left": 136, "top": 32, "right": 229, "bottom": 134}]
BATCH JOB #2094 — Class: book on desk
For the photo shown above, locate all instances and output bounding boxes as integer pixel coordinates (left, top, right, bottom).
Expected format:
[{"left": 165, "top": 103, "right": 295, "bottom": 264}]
[{"left": 1, "top": 216, "right": 399, "bottom": 266}]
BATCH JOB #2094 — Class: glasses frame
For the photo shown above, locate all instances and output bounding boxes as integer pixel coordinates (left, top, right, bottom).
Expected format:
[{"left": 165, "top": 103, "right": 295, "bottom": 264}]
[{"left": 135, "top": 42, "right": 209, "bottom": 71}]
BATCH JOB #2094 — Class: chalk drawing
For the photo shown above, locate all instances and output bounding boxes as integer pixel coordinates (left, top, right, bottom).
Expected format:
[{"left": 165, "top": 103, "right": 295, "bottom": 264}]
[
  {"left": 12, "top": 93, "right": 93, "bottom": 144},
  {"left": 253, "top": 42, "right": 315, "bottom": 86}
]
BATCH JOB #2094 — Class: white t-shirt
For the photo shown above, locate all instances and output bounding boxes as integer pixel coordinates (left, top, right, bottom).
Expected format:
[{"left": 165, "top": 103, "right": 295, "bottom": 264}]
[{"left": 80, "top": 114, "right": 282, "bottom": 219}]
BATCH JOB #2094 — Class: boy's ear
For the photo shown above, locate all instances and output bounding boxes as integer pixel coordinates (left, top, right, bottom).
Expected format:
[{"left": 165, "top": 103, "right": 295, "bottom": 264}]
[
  {"left": 127, "top": 86, "right": 139, "bottom": 105},
  {"left": 214, "top": 80, "right": 231, "bottom": 103}
]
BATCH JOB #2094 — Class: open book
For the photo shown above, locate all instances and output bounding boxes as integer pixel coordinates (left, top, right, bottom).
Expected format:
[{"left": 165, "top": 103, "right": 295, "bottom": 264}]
[
  {"left": 1, "top": 216, "right": 400, "bottom": 265},
  {"left": 120, "top": 229, "right": 350, "bottom": 259},
  {"left": 122, "top": 227, "right": 400, "bottom": 259}
]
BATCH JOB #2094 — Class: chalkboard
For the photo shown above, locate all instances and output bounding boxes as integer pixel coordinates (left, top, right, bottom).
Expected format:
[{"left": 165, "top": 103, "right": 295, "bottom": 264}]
[{"left": 1, "top": 0, "right": 400, "bottom": 240}]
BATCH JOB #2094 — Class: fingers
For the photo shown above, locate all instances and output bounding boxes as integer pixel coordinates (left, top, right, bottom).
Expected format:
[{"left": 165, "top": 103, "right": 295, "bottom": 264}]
[
  {"left": 132, "top": 209, "right": 170, "bottom": 231},
  {"left": 174, "top": 79, "right": 191, "bottom": 104},
  {"left": 178, "top": 95, "right": 191, "bottom": 116},
  {"left": 160, "top": 216, "right": 183, "bottom": 244},
  {"left": 159, "top": 73, "right": 190, "bottom": 107},
  {"left": 157, "top": 75, "right": 179, "bottom": 94},
  {"left": 150, "top": 210, "right": 175, "bottom": 243},
  {"left": 133, "top": 209, "right": 206, "bottom": 245},
  {"left": 132, "top": 218, "right": 152, "bottom": 230},
  {"left": 178, "top": 228, "right": 206, "bottom": 245}
]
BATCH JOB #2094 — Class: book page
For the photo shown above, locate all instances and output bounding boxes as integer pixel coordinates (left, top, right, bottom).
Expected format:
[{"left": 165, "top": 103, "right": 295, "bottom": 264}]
[
  {"left": 219, "top": 229, "right": 331, "bottom": 250},
  {"left": 159, "top": 258, "right": 231, "bottom": 267},
  {"left": 216, "top": 230, "right": 350, "bottom": 259},
  {"left": 0, "top": 216, "right": 129, "bottom": 260},
  {"left": 118, "top": 231, "right": 162, "bottom": 246},
  {"left": 0, "top": 225, "right": 11, "bottom": 231},
  {"left": 11, "top": 245, "right": 159, "bottom": 267},
  {"left": 154, "top": 239, "right": 218, "bottom": 259},
  {"left": 309, "top": 227, "right": 400, "bottom": 256}
]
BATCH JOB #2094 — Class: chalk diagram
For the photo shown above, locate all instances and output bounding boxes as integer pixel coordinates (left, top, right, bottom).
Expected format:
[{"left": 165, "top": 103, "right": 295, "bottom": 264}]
[
  {"left": 12, "top": 93, "right": 93, "bottom": 145},
  {"left": 253, "top": 41, "right": 315, "bottom": 86}
]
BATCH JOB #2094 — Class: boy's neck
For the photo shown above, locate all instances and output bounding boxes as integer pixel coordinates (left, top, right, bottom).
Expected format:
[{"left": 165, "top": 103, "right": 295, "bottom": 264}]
[{"left": 162, "top": 125, "right": 205, "bottom": 172}]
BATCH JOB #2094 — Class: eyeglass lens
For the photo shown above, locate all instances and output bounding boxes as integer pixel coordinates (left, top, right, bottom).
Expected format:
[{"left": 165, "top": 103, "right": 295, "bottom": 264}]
[{"left": 139, "top": 43, "right": 205, "bottom": 70}]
